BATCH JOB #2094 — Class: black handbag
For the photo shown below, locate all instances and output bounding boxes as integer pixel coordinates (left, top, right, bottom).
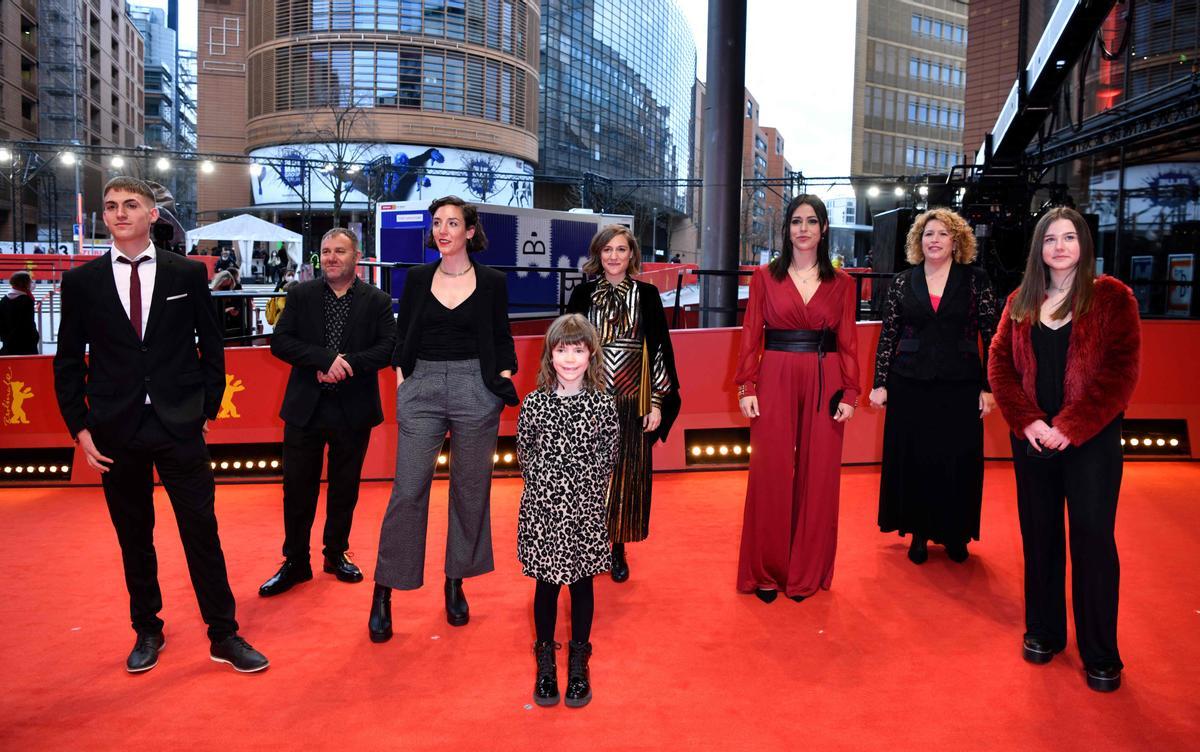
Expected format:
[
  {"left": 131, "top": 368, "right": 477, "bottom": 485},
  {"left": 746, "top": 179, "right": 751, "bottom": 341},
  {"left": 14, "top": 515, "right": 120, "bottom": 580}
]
[{"left": 829, "top": 389, "right": 845, "bottom": 418}]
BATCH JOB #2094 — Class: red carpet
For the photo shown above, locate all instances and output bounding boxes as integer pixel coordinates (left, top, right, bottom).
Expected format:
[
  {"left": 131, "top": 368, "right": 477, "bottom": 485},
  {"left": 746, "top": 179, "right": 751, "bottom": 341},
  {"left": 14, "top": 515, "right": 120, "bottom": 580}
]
[{"left": 0, "top": 464, "right": 1196, "bottom": 750}]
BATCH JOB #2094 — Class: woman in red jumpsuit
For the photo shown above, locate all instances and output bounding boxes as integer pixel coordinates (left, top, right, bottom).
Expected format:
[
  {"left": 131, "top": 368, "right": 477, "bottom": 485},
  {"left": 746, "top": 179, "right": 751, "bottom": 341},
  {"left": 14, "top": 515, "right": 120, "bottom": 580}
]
[{"left": 735, "top": 194, "right": 861, "bottom": 603}]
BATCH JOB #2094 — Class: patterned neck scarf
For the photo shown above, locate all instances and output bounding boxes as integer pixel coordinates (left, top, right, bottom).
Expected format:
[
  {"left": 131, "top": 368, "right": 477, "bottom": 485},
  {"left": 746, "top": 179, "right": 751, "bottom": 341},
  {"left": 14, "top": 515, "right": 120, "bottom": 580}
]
[{"left": 591, "top": 276, "right": 635, "bottom": 339}]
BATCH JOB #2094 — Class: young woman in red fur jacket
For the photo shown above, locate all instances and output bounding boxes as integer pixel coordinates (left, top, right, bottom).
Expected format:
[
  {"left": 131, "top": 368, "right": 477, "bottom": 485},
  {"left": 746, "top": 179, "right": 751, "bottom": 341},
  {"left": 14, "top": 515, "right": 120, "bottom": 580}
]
[{"left": 988, "top": 206, "right": 1140, "bottom": 694}]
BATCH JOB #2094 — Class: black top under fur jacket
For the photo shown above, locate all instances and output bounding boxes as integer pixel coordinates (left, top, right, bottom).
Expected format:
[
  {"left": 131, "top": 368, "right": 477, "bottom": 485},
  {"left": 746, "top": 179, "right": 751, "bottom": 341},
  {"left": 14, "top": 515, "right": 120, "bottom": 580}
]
[
  {"left": 391, "top": 261, "right": 519, "bottom": 406},
  {"left": 566, "top": 278, "right": 682, "bottom": 443},
  {"left": 873, "top": 262, "right": 999, "bottom": 390}
]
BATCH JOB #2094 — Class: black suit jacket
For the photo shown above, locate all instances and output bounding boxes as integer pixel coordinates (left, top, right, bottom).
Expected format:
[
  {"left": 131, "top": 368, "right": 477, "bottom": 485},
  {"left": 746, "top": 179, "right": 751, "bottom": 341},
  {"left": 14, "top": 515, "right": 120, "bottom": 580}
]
[
  {"left": 271, "top": 278, "right": 396, "bottom": 428},
  {"left": 872, "top": 262, "right": 999, "bottom": 389},
  {"left": 0, "top": 293, "right": 39, "bottom": 355},
  {"left": 567, "top": 278, "right": 683, "bottom": 443},
  {"left": 391, "top": 261, "right": 519, "bottom": 406},
  {"left": 53, "top": 250, "right": 225, "bottom": 445}
]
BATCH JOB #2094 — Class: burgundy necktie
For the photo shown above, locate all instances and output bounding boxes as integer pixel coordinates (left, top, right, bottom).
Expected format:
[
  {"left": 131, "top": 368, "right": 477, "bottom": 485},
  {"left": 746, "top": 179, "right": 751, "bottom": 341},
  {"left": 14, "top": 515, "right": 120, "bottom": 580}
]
[{"left": 117, "top": 256, "right": 149, "bottom": 339}]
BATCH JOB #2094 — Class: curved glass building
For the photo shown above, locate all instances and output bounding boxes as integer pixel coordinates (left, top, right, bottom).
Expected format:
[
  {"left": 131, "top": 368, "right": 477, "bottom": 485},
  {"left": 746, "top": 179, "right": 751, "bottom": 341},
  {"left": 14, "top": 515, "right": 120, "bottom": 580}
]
[
  {"left": 539, "top": 0, "right": 697, "bottom": 215},
  {"left": 239, "top": 1, "right": 540, "bottom": 208}
]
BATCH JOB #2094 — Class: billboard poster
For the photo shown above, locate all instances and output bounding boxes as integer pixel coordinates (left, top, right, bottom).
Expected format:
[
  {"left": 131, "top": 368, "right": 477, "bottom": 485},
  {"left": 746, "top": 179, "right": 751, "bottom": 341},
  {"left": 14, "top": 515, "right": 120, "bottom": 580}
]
[
  {"left": 249, "top": 144, "right": 534, "bottom": 208},
  {"left": 1167, "top": 253, "right": 1194, "bottom": 317},
  {"left": 1130, "top": 255, "right": 1154, "bottom": 314}
]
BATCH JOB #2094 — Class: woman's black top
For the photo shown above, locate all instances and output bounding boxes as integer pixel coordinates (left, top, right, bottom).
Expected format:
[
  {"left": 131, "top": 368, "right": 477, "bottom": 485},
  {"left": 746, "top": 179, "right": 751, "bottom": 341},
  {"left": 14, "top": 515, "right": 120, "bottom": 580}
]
[
  {"left": 1032, "top": 321, "right": 1072, "bottom": 418},
  {"left": 416, "top": 293, "right": 478, "bottom": 361}
]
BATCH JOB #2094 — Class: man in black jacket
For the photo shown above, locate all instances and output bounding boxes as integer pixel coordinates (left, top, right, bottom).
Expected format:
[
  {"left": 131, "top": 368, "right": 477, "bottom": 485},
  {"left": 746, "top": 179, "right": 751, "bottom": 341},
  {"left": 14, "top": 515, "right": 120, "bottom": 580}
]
[
  {"left": 53, "top": 176, "right": 268, "bottom": 674},
  {"left": 259, "top": 228, "right": 395, "bottom": 597}
]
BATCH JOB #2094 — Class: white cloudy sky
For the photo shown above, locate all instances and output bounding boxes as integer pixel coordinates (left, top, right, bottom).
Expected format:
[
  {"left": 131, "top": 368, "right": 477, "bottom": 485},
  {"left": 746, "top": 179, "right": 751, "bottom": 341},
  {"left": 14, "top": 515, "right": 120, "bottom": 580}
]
[
  {"left": 675, "top": 0, "right": 857, "bottom": 182},
  {"left": 142, "top": 0, "right": 855, "bottom": 179}
]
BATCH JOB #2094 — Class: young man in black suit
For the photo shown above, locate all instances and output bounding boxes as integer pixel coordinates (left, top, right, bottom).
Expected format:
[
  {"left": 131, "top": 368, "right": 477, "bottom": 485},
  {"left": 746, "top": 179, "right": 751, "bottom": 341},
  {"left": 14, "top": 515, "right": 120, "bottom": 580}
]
[
  {"left": 258, "top": 228, "right": 395, "bottom": 597},
  {"left": 53, "top": 176, "right": 268, "bottom": 674}
]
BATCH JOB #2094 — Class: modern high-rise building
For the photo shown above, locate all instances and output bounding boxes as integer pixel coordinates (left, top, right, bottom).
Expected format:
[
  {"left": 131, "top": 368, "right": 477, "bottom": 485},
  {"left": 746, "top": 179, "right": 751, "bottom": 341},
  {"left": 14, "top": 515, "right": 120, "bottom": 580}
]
[
  {"left": 197, "top": 0, "right": 540, "bottom": 240},
  {"left": 42, "top": 0, "right": 145, "bottom": 236},
  {"left": 850, "top": 0, "right": 968, "bottom": 212},
  {"left": 740, "top": 89, "right": 792, "bottom": 264},
  {"left": 537, "top": 0, "right": 696, "bottom": 253},
  {"left": 129, "top": 3, "right": 197, "bottom": 227},
  {"left": 0, "top": 2, "right": 41, "bottom": 242}
]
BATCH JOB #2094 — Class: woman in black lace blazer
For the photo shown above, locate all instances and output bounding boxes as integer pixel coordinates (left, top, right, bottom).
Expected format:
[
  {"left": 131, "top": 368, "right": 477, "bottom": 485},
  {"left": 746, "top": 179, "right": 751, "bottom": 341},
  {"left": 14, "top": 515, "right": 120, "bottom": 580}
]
[{"left": 869, "top": 208, "right": 999, "bottom": 564}]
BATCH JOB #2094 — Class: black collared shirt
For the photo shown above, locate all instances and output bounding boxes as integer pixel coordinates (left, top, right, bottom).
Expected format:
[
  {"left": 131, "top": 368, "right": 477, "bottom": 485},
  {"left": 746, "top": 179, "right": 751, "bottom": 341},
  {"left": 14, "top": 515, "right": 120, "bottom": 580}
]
[{"left": 321, "top": 278, "right": 358, "bottom": 390}]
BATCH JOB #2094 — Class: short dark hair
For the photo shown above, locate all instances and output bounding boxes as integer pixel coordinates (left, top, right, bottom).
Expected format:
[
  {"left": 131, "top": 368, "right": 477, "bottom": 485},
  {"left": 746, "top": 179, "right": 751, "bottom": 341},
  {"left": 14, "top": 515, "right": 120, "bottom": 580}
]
[
  {"left": 425, "top": 195, "right": 488, "bottom": 252},
  {"left": 321, "top": 227, "right": 360, "bottom": 253},
  {"left": 103, "top": 176, "right": 156, "bottom": 204},
  {"left": 7, "top": 270, "right": 32, "bottom": 291}
]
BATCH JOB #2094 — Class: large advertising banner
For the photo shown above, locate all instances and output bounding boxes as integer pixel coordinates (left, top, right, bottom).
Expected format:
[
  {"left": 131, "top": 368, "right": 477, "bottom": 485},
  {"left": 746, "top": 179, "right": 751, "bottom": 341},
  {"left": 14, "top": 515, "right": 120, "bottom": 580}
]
[{"left": 248, "top": 144, "right": 534, "bottom": 208}]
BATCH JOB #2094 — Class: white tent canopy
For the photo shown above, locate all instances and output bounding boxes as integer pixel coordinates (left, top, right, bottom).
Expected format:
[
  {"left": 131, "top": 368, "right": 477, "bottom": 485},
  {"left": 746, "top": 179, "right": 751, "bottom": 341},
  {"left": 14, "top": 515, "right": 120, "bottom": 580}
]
[{"left": 185, "top": 214, "right": 302, "bottom": 278}]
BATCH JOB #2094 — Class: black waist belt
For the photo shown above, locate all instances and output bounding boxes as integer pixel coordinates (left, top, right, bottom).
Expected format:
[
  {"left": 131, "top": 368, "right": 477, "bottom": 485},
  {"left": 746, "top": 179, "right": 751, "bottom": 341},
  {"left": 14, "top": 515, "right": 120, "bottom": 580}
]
[
  {"left": 764, "top": 328, "right": 839, "bottom": 413},
  {"left": 764, "top": 329, "right": 837, "bottom": 353}
]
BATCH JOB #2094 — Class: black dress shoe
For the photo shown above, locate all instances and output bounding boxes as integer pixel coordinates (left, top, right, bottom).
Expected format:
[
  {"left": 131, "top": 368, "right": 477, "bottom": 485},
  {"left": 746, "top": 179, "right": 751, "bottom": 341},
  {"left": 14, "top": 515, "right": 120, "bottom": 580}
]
[
  {"left": 754, "top": 588, "right": 778, "bottom": 603},
  {"left": 610, "top": 543, "right": 629, "bottom": 583},
  {"left": 209, "top": 635, "right": 269, "bottom": 673},
  {"left": 445, "top": 577, "right": 469, "bottom": 626},
  {"left": 323, "top": 552, "right": 364, "bottom": 583},
  {"left": 126, "top": 632, "right": 165, "bottom": 673},
  {"left": 1085, "top": 663, "right": 1122, "bottom": 692},
  {"left": 946, "top": 541, "right": 970, "bottom": 563},
  {"left": 258, "top": 560, "right": 313, "bottom": 597},
  {"left": 1022, "top": 636, "right": 1062, "bottom": 665},
  {"left": 533, "top": 640, "right": 560, "bottom": 707},
  {"left": 369, "top": 584, "right": 392, "bottom": 643},
  {"left": 789, "top": 595, "right": 807, "bottom": 603},
  {"left": 908, "top": 537, "right": 929, "bottom": 565},
  {"left": 564, "top": 640, "right": 593, "bottom": 708}
]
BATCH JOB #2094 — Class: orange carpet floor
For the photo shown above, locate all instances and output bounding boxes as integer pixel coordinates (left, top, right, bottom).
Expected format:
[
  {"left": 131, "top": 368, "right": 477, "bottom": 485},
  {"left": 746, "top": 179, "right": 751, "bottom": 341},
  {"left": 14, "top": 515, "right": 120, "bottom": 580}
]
[{"left": 0, "top": 463, "right": 1196, "bottom": 751}]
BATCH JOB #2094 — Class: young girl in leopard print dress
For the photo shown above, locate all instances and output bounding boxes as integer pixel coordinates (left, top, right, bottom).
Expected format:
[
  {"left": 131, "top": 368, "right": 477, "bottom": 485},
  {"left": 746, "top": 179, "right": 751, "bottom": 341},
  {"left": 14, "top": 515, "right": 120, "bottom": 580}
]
[{"left": 517, "top": 314, "right": 619, "bottom": 709}]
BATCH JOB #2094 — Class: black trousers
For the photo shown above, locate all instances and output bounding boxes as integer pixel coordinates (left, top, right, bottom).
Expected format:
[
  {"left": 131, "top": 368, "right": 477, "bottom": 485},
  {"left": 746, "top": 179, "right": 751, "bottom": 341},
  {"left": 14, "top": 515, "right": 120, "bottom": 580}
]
[
  {"left": 98, "top": 406, "right": 238, "bottom": 642},
  {"left": 1010, "top": 417, "right": 1123, "bottom": 669},
  {"left": 281, "top": 393, "right": 372, "bottom": 563}
]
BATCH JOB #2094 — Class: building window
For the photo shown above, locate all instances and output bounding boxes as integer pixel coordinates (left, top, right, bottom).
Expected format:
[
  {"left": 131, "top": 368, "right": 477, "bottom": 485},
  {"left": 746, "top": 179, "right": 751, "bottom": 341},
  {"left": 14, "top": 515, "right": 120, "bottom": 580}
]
[
  {"left": 746, "top": 99, "right": 753, "bottom": 118},
  {"left": 755, "top": 134, "right": 767, "bottom": 152},
  {"left": 776, "top": 135, "right": 784, "bottom": 154}
]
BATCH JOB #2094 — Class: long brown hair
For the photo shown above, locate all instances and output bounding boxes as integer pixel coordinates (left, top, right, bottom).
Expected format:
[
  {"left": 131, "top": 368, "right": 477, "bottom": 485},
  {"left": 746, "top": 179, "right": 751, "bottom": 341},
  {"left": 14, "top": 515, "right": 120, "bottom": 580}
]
[
  {"left": 1009, "top": 206, "right": 1096, "bottom": 323},
  {"left": 582, "top": 224, "right": 641, "bottom": 277},
  {"left": 536, "top": 314, "right": 605, "bottom": 392},
  {"left": 769, "top": 194, "right": 834, "bottom": 282}
]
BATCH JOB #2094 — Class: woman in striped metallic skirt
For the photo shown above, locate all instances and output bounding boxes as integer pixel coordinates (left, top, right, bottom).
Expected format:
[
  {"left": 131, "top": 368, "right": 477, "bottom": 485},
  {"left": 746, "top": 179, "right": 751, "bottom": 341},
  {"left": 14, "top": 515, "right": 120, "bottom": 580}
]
[{"left": 567, "top": 225, "right": 681, "bottom": 582}]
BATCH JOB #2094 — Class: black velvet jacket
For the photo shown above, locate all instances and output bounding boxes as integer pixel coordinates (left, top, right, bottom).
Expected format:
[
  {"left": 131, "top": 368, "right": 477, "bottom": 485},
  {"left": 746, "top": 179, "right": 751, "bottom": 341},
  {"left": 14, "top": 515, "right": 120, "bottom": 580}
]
[
  {"left": 391, "top": 261, "right": 519, "bottom": 406},
  {"left": 873, "top": 262, "right": 1000, "bottom": 390},
  {"left": 567, "top": 278, "right": 682, "bottom": 443},
  {"left": 271, "top": 278, "right": 397, "bottom": 429}
]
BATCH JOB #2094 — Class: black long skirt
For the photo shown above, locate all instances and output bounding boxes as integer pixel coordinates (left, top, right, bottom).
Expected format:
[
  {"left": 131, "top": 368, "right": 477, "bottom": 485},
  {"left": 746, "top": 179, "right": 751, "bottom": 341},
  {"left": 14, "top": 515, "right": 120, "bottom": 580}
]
[{"left": 877, "top": 374, "right": 984, "bottom": 544}]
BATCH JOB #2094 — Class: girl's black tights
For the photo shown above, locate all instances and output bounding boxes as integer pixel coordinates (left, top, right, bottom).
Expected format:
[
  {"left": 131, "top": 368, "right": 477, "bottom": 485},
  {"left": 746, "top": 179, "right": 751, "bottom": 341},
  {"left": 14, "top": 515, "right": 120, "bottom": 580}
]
[{"left": 533, "top": 577, "right": 594, "bottom": 643}]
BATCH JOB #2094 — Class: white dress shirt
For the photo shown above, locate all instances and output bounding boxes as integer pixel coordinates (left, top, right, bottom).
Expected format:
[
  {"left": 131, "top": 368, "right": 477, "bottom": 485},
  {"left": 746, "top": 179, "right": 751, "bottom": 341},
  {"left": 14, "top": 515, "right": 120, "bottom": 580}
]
[
  {"left": 111, "top": 242, "right": 157, "bottom": 338},
  {"left": 110, "top": 242, "right": 157, "bottom": 404}
]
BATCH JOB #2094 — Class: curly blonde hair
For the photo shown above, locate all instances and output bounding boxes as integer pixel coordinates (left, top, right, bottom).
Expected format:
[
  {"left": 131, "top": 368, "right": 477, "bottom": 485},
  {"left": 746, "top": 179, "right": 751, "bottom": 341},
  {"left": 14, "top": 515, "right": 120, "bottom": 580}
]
[{"left": 905, "top": 208, "right": 977, "bottom": 265}]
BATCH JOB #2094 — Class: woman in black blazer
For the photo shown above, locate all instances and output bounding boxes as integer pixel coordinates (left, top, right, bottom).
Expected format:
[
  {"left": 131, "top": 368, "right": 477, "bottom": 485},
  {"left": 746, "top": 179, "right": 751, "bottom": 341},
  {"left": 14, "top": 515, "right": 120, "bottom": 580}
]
[
  {"left": 370, "top": 196, "right": 517, "bottom": 642},
  {"left": 869, "top": 208, "right": 999, "bottom": 564},
  {"left": 566, "top": 225, "right": 681, "bottom": 582}
]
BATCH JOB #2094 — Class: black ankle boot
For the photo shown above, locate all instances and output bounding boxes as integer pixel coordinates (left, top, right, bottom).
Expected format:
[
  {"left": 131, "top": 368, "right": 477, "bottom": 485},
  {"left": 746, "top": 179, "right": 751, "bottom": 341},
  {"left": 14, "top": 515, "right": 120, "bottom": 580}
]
[
  {"left": 565, "top": 640, "right": 593, "bottom": 708},
  {"left": 610, "top": 544, "right": 629, "bottom": 583},
  {"left": 368, "top": 584, "right": 392, "bottom": 643},
  {"left": 533, "top": 641, "right": 560, "bottom": 707},
  {"left": 444, "top": 577, "right": 469, "bottom": 626},
  {"left": 946, "top": 541, "right": 970, "bottom": 563},
  {"left": 908, "top": 537, "right": 928, "bottom": 564}
]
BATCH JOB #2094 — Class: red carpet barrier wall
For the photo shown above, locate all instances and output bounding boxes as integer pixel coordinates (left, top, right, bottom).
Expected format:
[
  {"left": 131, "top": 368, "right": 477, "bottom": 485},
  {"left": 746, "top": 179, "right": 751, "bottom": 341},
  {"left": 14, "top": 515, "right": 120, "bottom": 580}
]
[{"left": 2, "top": 320, "right": 1197, "bottom": 485}]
